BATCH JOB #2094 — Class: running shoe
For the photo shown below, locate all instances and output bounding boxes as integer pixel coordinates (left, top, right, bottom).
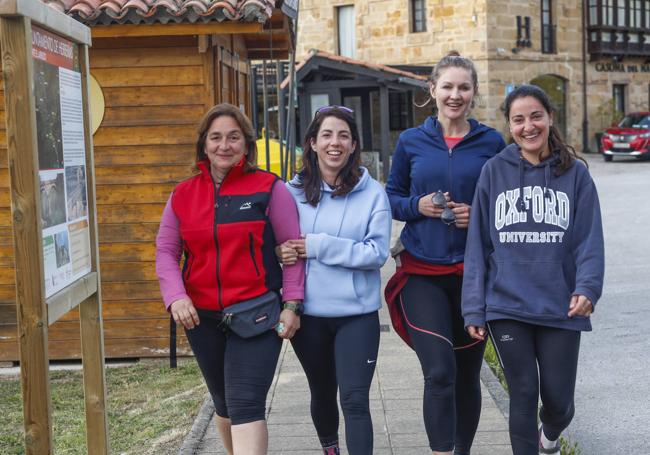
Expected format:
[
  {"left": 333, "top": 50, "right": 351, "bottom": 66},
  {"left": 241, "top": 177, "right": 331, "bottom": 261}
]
[{"left": 538, "top": 424, "right": 560, "bottom": 454}]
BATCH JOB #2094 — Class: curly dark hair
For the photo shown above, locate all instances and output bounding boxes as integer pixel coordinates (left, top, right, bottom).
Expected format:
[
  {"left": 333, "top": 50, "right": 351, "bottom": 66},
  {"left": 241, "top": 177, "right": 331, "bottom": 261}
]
[
  {"left": 293, "top": 107, "right": 362, "bottom": 206},
  {"left": 502, "top": 84, "right": 585, "bottom": 175}
]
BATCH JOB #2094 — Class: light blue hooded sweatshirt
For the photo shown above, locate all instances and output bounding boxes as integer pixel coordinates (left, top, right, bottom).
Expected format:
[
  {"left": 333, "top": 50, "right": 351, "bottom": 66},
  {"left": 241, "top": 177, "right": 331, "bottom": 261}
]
[{"left": 286, "top": 167, "right": 392, "bottom": 317}]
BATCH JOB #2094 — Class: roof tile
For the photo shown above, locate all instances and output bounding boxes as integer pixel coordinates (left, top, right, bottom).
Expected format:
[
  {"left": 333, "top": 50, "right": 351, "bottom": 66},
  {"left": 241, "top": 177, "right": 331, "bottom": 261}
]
[{"left": 43, "top": 0, "right": 274, "bottom": 25}]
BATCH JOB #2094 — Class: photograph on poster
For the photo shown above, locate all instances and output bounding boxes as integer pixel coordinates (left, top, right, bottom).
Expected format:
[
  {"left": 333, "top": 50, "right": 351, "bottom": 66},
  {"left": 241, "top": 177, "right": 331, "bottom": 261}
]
[
  {"left": 40, "top": 172, "right": 66, "bottom": 229},
  {"left": 65, "top": 165, "right": 88, "bottom": 221},
  {"left": 34, "top": 58, "right": 64, "bottom": 170},
  {"left": 54, "top": 230, "right": 71, "bottom": 268}
]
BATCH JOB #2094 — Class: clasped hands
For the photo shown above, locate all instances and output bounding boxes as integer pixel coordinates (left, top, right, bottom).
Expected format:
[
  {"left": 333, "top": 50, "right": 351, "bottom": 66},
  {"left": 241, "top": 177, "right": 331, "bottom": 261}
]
[
  {"left": 418, "top": 191, "right": 471, "bottom": 229},
  {"left": 275, "top": 237, "right": 306, "bottom": 266}
]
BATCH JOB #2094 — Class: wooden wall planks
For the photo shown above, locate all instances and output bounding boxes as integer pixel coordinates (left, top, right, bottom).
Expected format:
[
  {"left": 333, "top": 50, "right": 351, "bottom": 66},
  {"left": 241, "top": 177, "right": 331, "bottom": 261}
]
[{"left": 0, "top": 33, "right": 254, "bottom": 360}]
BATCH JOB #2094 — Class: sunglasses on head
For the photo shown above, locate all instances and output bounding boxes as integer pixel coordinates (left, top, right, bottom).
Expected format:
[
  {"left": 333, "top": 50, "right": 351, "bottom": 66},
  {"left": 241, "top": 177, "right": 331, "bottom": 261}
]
[
  {"left": 431, "top": 190, "right": 456, "bottom": 225},
  {"left": 315, "top": 105, "right": 355, "bottom": 116}
]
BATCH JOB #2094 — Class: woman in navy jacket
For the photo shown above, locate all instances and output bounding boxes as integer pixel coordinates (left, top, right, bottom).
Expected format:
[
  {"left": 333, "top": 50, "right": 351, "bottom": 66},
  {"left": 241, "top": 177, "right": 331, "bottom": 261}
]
[{"left": 385, "top": 51, "right": 505, "bottom": 455}]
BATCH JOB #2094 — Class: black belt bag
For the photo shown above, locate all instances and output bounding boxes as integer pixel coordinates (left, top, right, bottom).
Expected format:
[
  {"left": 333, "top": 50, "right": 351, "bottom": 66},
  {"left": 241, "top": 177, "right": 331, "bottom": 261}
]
[{"left": 222, "top": 291, "right": 281, "bottom": 338}]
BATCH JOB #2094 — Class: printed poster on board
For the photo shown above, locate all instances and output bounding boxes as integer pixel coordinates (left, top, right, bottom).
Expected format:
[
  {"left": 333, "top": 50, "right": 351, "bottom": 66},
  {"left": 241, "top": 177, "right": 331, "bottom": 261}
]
[{"left": 32, "top": 25, "right": 92, "bottom": 298}]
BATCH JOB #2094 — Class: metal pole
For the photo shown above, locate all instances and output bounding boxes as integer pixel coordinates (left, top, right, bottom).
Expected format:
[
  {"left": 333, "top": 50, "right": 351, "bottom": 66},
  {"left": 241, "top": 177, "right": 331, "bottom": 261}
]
[
  {"left": 262, "top": 59, "right": 271, "bottom": 171},
  {"left": 276, "top": 61, "right": 285, "bottom": 180},
  {"left": 581, "top": 0, "right": 591, "bottom": 153}
]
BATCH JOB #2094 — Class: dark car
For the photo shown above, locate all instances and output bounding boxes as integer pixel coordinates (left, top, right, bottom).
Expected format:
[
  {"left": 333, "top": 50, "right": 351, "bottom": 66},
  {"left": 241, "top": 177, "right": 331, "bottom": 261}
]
[{"left": 601, "top": 112, "right": 650, "bottom": 162}]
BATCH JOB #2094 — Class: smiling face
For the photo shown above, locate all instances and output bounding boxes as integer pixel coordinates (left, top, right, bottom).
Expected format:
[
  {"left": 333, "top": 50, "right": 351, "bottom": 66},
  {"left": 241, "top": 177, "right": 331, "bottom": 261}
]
[
  {"left": 203, "top": 115, "right": 247, "bottom": 178},
  {"left": 310, "top": 115, "right": 356, "bottom": 181},
  {"left": 508, "top": 96, "right": 552, "bottom": 161},
  {"left": 431, "top": 66, "right": 475, "bottom": 122}
]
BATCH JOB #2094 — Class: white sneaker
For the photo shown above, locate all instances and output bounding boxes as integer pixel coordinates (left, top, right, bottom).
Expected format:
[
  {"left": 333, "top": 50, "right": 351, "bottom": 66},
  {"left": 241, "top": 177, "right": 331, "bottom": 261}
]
[{"left": 538, "top": 424, "right": 560, "bottom": 454}]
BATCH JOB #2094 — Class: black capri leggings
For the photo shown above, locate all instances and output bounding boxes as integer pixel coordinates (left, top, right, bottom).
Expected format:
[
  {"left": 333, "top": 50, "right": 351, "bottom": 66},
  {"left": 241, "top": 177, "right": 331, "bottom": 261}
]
[
  {"left": 400, "top": 274, "right": 486, "bottom": 454},
  {"left": 184, "top": 313, "right": 282, "bottom": 425},
  {"left": 290, "top": 311, "right": 380, "bottom": 455},
  {"left": 488, "top": 319, "right": 581, "bottom": 455}
]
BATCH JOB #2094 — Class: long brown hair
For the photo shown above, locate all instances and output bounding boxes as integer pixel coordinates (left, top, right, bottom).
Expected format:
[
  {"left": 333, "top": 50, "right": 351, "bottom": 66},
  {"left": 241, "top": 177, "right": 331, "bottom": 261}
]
[
  {"left": 294, "top": 108, "right": 362, "bottom": 206},
  {"left": 193, "top": 103, "right": 257, "bottom": 173},
  {"left": 502, "top": 84, "right": 585, "bottom": 175}
]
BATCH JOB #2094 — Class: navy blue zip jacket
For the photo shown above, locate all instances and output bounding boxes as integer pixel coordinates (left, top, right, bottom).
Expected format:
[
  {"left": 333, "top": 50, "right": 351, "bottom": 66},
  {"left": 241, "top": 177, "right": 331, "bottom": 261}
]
[
  {"left": 386, "top": 116, "right": 506, "bottom": 264},
  {"left": 462, "top": 144, "right": 605, "bottom": 332}
]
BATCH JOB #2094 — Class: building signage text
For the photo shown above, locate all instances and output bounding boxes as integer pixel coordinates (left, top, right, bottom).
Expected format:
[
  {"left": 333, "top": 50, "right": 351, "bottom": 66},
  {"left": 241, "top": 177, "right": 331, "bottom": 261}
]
[{"left": 594, "top": 62, "right": 650, "bottom": 73}]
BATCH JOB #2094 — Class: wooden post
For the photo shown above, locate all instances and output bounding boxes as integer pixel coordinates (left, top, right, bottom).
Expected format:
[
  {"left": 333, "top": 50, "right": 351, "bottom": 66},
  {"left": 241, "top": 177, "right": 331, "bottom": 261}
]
[
  {"left": 379, "top": 85, "right": 391, "bottom": 182},
  {"left": 0, "top": 15, "right": 53, "bottom": 455},
  {"left": 78, "top": 44, "right": 109, "bottom": 454}
]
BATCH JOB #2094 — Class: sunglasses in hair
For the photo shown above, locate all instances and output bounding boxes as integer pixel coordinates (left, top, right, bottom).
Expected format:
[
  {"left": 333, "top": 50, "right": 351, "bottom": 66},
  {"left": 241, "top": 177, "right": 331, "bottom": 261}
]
[
  {"left": 432, "top": 190, "right": 456, "bottom": 225},
  {"left": 315, "top": 105, "right": 355, "bottom": 115}
]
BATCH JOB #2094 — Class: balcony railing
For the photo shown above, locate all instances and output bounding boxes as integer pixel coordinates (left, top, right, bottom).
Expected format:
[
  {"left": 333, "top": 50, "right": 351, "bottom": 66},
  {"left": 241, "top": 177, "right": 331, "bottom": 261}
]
[{"left": 588, "top": 26, "right": 650, "bottom": 59}]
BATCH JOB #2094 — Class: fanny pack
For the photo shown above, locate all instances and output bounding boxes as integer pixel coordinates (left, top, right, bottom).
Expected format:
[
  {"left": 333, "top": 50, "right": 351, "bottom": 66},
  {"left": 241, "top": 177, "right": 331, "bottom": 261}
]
[{"left": 222, "top": 291, "right": 281, "bottom": 338}]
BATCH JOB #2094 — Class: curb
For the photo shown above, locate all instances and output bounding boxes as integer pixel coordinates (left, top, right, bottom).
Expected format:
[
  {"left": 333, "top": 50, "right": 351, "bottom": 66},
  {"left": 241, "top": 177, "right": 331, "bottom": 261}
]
[
  {"left": 177, "top": 394, "right": 215, "bottom": 455},
  {"left": 480, "top": 361, "right": 510, "bottom": 419}
]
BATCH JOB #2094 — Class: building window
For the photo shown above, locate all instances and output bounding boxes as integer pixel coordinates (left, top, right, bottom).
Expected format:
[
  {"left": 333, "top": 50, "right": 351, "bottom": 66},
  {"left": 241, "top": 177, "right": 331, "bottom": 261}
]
[
  {"left": 617, "top": 0, "right": 627, "bottom": 26},
  {"left": 589, "top": 0, "right": 598, "bottom": 25},
  {"left": 389, "top": 92, "right": 411, "bottom": 131},
  {"left": 337, "top": 5, "right": 356, "bottom": 58},
  {"left": 631, "top": 0, "right": 642, "bottom": 28},
  {"left": 613, "top": 84, "right": 626, "bottom": 115},
  {"left": 411, "top": 0, "right": 427, "bottom": 33},
  {"left": 541, "top": 0, "right": 555, "bottom": 54},
  {"left": 602, "top": 0, "right": 614, "bottom": 26}
]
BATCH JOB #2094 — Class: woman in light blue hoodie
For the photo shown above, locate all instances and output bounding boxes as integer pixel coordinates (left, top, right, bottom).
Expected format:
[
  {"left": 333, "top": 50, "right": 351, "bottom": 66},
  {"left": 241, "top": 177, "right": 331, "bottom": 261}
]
[{"left": 277, "top": 106, "right": 391, "bottom": 455}]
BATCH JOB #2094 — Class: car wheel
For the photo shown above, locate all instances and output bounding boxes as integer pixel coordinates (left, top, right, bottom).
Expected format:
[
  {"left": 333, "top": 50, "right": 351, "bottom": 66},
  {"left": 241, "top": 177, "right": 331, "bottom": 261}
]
[{"left": 603, "top": 154, "right": 613, "bottom": 162}]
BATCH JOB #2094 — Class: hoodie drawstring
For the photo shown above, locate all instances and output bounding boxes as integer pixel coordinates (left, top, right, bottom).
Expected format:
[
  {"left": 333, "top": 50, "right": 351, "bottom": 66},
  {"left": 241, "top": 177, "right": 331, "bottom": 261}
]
[
  {"left": 335, "top": 194, "right": 350, "bottom": 237},
  {"left": 517, "top": 156, "right": 553, "bottom": 213},
  {"left": 517, "top": 157, "right": 526, "bottom": 211}
]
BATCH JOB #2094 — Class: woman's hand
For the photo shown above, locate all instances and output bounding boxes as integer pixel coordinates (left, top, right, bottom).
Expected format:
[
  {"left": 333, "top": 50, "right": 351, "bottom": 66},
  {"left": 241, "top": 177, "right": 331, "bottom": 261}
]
[
  {"left": 467, "top": 325, "right": 486, "bottom": 341},
  {"left": 275, "top": 241, "right": 299, "bottom": 265},
  {"left": 568, "top": 295, "right": 593, "bottom": 317},
  {"left": 170, "top": 297, "right": 200, "bottom": 329},
  {"left": 449, "top": 202, "right": 471, "bottom": 229},
  {"left": 276, "top": 306, "right": 301, "bottom": 339},
  {"left": 418, "top": 192, "right": 450, "bottom": 218}
]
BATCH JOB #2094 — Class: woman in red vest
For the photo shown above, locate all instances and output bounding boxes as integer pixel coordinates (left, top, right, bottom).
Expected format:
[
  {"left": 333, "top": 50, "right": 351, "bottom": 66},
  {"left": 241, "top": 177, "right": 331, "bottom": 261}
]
[{"left": 156, "top": 103, "right": 305, "bottom": 455}]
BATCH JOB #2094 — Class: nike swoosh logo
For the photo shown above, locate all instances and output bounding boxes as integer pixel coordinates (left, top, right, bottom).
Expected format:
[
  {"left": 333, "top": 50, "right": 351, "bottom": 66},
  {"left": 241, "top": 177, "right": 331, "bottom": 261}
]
[{"left": 366, "top": 359, "right": 376, "bottom": 364}]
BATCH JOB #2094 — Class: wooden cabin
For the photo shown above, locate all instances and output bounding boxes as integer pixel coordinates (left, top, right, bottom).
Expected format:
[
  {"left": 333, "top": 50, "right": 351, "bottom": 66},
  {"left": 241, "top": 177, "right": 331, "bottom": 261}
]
[{"left": 0, "top": 0, "right": 293, "bottom": 360}]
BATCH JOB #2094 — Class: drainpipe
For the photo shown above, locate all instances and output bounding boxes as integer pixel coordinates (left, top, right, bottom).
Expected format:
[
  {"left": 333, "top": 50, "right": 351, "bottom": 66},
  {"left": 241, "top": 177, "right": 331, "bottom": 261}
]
[{"left": 582, "top": 0, "right": 590, "bottom": 153}]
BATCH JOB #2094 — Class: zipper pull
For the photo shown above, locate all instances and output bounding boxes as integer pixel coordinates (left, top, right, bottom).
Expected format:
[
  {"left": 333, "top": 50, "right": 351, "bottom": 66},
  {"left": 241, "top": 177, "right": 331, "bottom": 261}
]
[{"left": 448, "top": 148, "right": 452, "bottom": 157}]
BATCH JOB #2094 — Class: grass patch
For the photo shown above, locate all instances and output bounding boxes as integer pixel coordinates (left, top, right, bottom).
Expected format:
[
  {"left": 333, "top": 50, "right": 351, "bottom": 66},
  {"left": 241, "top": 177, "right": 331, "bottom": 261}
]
[
  {"left": 0, "top": 358, "right": 205, "bottom": 454},
  {"left": 484, "top": 339, "right": 582, "bottom": 455}
]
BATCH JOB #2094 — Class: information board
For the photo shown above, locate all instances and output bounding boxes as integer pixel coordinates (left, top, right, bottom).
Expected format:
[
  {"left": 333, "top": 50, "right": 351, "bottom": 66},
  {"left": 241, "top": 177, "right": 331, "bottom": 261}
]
[{"left": 32, "top": 25, "right": 92, "bottom": 297}]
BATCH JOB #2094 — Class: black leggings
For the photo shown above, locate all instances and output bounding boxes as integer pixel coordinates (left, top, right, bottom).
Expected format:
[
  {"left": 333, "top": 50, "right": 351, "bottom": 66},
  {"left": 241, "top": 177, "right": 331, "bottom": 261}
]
[
  {"left": 488, "top": 319, "right": 581, "bottom": 455},
  {"left": 290, "top": 311, "right": 380, "bottom": 455},
  {"left": 184, "top": 315, "right": 282, "bottom": 425},
  {"left": 400, "top": 274, "right": 485, "bottom": 454}
]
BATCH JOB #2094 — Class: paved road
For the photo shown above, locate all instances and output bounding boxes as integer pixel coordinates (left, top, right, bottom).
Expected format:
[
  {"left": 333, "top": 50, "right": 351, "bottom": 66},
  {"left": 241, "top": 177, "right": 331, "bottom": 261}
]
[
  {"left": 564, "top": 154, "right": 650, "bottom": 454},
  {"left": 184, "top": 222, "right": 512, "bottom": 454}
]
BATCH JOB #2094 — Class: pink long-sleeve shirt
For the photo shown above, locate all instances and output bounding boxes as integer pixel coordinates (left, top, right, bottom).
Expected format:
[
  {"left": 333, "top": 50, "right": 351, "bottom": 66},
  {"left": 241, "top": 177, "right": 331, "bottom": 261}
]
[{"left": 156, "top": 181, "right": 305, "bottom": 310}]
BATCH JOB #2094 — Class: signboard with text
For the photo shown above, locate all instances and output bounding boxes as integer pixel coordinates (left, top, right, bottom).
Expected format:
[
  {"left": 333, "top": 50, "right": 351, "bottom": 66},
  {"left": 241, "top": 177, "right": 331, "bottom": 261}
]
[{"left": 32, "top": 25, "right": 92, "bottom": 298}]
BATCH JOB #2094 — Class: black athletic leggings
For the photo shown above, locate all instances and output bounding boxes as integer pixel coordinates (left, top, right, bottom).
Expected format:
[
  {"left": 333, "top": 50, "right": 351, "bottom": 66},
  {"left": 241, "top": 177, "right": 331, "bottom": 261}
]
[
  {"left": 488, "top": 319, "right": 581, "bottom": 455},
  {"left": 184, "top": 313, "right": 282, "bottom": 425},
  {"left": 400, "top": 274, "right": 486, "bottom": 454},
  {"left": 290, "top": 311, "right": 380, "bottom": 455}
]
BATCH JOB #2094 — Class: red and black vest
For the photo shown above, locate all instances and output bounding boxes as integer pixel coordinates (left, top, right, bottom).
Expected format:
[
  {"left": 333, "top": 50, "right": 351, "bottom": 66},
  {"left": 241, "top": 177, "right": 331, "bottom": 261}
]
[{"left": 171, "top": 160, "right": 282, "bottom": 311}]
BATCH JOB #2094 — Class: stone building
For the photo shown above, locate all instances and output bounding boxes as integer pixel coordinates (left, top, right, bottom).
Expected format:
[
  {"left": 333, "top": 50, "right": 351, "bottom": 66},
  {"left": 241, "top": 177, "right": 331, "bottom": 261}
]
[{"left": 298, "top": 0, "right": 650, "bottom": 151}]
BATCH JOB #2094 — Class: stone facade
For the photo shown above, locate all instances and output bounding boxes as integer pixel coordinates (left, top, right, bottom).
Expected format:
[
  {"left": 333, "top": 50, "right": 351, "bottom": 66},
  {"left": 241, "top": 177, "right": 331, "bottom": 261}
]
[{"left": 297, "top": 0, "right": 650, "bottom": 151}]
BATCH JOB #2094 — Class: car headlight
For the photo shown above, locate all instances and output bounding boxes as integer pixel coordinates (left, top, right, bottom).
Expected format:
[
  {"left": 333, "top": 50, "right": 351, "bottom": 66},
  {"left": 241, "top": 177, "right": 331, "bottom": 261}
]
[{"left": 638, "top": 132, "right": 650, "bottom": 139}]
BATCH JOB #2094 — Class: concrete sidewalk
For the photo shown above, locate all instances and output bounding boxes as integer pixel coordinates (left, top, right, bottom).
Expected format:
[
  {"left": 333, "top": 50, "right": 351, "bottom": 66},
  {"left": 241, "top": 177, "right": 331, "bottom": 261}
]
[
  {"left": 179, "top": 221, "right": 512, "bottom": 454},
  {"left": 180, "top": 312, "right": 512, "bottom": 455}
]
